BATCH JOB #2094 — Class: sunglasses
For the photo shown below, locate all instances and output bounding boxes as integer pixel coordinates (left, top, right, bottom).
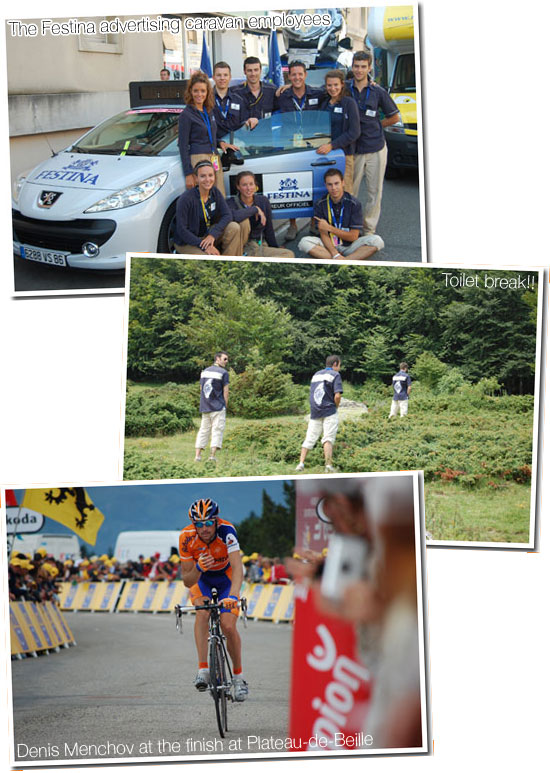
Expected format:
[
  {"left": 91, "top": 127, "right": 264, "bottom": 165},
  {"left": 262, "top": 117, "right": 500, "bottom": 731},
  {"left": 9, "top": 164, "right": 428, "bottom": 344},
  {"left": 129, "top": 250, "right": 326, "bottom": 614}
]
[{"left": 195, "top": 520, "right": 216, "bottom": 528}]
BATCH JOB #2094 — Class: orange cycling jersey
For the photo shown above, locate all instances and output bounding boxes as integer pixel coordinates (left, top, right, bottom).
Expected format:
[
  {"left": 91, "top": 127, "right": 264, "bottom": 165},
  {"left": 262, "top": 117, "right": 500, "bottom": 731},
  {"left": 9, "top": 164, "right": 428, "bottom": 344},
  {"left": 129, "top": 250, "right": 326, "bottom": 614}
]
[{"left": 179, "top": 518, "right": 240, "bottom": 573}]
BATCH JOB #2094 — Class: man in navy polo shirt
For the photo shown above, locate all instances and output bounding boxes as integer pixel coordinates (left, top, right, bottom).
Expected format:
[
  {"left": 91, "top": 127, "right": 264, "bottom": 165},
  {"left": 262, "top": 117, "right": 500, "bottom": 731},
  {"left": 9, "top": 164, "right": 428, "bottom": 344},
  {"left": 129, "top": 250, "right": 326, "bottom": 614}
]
[
  {"left": 278, "top": 60, "right": 325, "bottom": 242},
  {"left": 212, "top": 61, "right": 251, "bottom": 139},
  {"left": 350, "top": 50, "right": 399, "bottom": 233},
  {"left": 389, "top": 362, "right": 412, "bottom": 418},
  {"left": 296, "top": 355, "right": 343, "bottom": 473},
  {"left": 195, "top": 351, "right": 230, "bottom": 462},
  {"left": 298, "top": 169, "right": 384, "bottom": 259},
  {"left": 230, "top": 56, "right": 278, "bottom": 125},
  {"left": 174, "top": 160, "right": 247, "bottom": 255}
]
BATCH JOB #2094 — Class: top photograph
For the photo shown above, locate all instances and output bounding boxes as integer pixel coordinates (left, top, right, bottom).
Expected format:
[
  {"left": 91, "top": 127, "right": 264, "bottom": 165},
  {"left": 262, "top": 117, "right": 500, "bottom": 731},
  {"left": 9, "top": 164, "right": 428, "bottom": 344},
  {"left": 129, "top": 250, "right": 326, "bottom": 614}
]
[{"left": 7, "top": 6, "right": 424, "bottom": 296}]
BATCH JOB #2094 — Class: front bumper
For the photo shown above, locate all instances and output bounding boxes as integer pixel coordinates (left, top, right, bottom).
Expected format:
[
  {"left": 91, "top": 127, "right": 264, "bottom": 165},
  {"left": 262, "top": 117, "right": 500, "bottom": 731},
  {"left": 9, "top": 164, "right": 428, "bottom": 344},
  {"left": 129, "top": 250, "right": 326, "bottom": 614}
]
[{"left": 385, "top": 131, "right": 418, "bottom": 171}]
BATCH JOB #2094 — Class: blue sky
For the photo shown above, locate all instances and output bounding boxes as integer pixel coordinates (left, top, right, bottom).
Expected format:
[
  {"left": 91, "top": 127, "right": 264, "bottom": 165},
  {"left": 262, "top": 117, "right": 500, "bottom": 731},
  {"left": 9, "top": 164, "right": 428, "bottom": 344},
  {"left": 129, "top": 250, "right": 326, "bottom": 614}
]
[{"left": 12, "top": 480, "right": 289, "bottom": 555}]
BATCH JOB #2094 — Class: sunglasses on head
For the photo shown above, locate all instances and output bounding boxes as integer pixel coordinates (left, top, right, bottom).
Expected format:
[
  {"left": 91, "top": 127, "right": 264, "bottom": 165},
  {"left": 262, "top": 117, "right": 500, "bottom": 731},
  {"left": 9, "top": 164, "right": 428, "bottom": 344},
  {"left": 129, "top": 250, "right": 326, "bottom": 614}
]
[{"left": 195, "top": 519, "right": 216, "bottom": 528}]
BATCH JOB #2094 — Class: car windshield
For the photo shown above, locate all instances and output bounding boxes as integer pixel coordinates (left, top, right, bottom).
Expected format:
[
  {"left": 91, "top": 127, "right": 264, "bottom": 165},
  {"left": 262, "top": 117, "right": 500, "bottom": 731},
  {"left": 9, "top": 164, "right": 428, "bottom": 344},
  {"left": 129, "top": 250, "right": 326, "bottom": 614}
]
[
  {"left": 70, "top": 108, "right": 182, "bottom": 156},
  {"left": 393, "top": 53, "right": 415, "bottom": 92},
  {"left": 231, "top": 110, "right": 332, "bottom": 158}
]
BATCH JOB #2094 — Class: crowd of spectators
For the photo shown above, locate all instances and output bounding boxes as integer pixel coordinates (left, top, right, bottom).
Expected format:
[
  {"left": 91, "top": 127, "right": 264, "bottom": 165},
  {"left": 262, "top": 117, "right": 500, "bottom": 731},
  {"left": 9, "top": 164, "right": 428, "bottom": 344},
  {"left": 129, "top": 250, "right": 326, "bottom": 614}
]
[{"left": 8, "top": 549, "right": 292, "bottom": 603}]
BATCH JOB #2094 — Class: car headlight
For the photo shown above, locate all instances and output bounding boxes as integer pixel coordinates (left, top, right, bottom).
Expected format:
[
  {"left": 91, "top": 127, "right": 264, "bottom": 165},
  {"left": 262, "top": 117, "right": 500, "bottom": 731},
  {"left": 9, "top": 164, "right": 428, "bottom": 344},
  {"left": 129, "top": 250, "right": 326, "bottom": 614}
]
[
  {"left": 385, "top": 113, "right": 406, "bottom": 134},
  {"left": 12, "top": 172, "right": 28, "bottom": 204},
  {"left": 84, "top": 172, "right": 168, "bottom": 213}
]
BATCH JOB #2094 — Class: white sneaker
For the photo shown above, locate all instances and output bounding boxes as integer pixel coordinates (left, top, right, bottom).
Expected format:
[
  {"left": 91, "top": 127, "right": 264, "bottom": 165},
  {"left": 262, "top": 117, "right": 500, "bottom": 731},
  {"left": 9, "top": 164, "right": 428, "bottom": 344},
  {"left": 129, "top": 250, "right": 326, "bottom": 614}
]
[
  {"left": 295, "top": 462, "right": 305, "bottom": 471},
  {"left": 194, "top": 668, "right": 210, "bottom": 692},
  {"left": 325, "top": 464, "right": 337, "bottom": 473},
  {"left": 233, "top": 676, "right": 249, "bottom": 702}
]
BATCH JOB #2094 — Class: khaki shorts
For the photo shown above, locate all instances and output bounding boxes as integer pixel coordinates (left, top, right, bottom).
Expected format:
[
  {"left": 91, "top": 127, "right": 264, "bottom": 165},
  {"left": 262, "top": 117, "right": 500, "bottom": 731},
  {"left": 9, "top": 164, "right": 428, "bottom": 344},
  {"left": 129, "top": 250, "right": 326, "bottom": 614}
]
[{"left": 302, "top": 413, "right": 339, "bottom": 449}]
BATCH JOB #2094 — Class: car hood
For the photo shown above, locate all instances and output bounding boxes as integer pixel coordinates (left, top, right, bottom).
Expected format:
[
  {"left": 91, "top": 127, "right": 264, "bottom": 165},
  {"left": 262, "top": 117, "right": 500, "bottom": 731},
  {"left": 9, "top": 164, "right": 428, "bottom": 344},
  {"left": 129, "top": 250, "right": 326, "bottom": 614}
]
[{"left": 18, "top": 150, "right": 180, "bottom": 217}]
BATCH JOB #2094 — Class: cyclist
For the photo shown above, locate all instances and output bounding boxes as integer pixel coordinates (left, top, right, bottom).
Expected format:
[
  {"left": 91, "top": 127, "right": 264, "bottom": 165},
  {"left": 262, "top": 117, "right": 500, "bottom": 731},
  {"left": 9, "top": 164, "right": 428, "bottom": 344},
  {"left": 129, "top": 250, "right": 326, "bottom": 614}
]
[{"left": 179, "top": 498, "right": 248, "bottom": 701}]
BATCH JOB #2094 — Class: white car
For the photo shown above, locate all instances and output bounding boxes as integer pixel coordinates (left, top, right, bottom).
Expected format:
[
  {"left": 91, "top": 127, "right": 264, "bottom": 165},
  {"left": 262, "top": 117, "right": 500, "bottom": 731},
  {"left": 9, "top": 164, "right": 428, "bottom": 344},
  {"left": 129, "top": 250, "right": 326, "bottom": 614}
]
[{"left": 12, "top": 83, "right": 344, "bottom": 270}]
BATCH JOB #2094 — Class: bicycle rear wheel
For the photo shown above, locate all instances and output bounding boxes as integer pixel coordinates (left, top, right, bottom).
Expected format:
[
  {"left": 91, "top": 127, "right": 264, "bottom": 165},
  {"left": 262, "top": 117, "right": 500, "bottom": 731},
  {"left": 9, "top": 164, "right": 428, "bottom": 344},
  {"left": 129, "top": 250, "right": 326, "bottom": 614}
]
[{"left": 209, "top": 637, "right": 228, "bottom": 737}]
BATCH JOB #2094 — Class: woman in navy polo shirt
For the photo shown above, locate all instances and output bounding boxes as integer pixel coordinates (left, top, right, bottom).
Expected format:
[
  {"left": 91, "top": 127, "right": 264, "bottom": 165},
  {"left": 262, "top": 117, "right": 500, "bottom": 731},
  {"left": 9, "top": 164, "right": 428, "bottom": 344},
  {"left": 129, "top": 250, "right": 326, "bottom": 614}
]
[
  {"left": 317, "top": 70, "right": 361, "bottom": 193},
  {"left": 178, "top": 71, "right": 237, "bottom": 195}
]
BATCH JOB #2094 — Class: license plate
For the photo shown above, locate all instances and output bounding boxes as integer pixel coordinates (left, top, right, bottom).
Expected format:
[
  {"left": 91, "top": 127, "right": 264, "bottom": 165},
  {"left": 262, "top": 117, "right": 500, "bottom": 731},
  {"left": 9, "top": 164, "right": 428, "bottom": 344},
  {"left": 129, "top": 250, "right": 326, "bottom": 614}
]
[{"left": 20, "top": 245, "right": 68, "bottom": 267}]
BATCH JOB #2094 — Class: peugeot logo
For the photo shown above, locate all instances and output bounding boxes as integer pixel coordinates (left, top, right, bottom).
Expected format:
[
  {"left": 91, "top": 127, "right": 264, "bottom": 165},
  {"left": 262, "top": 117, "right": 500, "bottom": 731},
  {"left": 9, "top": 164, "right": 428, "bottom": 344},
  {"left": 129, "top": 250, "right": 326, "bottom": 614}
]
[{"left": 38, "top": 190, "right": 63, "bottom": 208}]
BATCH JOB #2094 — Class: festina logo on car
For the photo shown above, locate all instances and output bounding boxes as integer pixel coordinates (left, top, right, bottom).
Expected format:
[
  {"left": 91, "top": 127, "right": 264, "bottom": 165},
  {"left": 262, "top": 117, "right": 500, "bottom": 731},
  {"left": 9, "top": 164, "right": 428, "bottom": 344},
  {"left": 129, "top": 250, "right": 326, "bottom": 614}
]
[
  {"left": 33, "top": 161, "right": 100, "bottom": 186},
  {"left": 264, "top": 172, "right": 312, "bottom": 207}
]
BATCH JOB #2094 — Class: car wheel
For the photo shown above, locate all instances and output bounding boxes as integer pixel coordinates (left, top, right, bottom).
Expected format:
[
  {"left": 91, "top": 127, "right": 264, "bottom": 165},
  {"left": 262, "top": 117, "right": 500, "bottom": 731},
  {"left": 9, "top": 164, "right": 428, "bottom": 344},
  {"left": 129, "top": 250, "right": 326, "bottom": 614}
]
[{"left": 157, "top": 201, "right": 178, "bottom": 253}]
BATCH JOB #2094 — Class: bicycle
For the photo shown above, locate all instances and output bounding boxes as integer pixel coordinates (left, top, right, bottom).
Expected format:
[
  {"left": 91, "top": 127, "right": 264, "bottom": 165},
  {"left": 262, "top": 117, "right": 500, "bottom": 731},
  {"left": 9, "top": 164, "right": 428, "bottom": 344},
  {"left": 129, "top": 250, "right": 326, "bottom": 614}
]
[{"left": 175, "top": 588, "right": 248, "bottom": 738}]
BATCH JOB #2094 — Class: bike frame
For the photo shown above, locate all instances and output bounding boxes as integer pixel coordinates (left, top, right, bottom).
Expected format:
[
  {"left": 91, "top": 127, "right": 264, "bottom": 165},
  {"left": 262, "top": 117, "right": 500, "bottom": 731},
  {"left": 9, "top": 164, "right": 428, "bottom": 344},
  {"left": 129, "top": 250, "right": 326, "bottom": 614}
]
[{"left": 175, "top": 588, "right": 248, "bottom": 737}]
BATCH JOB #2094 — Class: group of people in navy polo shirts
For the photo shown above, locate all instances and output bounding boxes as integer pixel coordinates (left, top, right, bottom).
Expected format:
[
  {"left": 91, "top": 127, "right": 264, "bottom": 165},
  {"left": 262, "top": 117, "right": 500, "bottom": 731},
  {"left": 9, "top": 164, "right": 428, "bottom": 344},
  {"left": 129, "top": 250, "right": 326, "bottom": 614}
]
[{"left": 175, "top": 51, "right": 400, "bottom": 259}]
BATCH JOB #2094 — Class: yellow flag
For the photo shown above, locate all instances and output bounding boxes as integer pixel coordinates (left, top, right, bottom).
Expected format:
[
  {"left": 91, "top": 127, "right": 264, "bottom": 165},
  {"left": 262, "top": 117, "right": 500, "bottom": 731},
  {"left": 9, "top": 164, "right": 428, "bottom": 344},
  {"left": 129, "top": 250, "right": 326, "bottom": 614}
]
[{"left": 22, "top": 488, "right": 105, "bottom": 546}]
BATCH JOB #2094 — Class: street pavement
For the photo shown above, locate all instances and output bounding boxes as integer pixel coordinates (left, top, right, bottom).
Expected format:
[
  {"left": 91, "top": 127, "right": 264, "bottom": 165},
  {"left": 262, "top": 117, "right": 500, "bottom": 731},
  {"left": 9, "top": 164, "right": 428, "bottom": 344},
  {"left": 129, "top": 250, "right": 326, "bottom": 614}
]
[{"left": 11, "top": 611, "right": 292, "bottom": 763}]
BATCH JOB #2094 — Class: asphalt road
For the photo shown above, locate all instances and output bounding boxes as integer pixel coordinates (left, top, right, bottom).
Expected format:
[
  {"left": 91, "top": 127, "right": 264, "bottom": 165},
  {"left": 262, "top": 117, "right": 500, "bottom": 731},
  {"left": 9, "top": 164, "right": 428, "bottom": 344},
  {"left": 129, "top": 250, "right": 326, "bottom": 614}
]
[
  {"left": 11, "top": 611, "right": 292, "bottom": 764},
  {"left": 12, "top": 257, "right": 125, "bottom": 294}
]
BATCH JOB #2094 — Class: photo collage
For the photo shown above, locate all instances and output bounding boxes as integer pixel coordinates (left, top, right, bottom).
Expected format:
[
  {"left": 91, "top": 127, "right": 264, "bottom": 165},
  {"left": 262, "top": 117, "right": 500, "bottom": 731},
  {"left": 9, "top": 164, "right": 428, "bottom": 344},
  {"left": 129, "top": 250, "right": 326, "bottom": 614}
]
[{"left": 1, "top": 3, "right": 548, "bottom": 773}]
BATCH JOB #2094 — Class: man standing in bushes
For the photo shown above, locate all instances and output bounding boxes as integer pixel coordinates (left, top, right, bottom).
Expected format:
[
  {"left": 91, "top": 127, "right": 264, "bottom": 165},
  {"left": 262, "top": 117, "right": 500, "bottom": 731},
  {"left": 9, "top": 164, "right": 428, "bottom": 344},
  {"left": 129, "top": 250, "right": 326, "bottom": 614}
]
[
  {"left": 195, "top": 352, "right": 230, "bottom": 463},
  {"left": 389, "top": 361, "right": 412, "bottom": 418},
  {"left": 296, "top": 354, "right": 343, "bottom": 473}
]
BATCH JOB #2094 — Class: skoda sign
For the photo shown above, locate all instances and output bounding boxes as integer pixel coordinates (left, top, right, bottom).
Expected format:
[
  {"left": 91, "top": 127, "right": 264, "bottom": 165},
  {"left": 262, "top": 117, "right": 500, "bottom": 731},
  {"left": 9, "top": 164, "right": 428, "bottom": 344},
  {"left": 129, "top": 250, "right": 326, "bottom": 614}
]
[{"left": 6, "top": 507, "right": 45, "bottom": 534}]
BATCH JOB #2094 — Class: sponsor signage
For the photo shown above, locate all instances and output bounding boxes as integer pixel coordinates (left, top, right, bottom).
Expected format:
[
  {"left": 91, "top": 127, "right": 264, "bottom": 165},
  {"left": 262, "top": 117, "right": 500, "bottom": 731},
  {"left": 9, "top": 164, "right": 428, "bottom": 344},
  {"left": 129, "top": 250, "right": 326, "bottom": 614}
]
[
  {"left": 262, "top": 171, "right": 313, "bottom": 210},
  {"left": 6, "top": 507, "right": 44, "bottom": 534}
]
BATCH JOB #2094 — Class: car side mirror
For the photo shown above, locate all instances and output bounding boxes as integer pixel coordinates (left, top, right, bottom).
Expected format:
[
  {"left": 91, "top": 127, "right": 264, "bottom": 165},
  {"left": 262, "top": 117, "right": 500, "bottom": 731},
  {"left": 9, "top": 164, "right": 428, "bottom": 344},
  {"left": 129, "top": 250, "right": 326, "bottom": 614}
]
[{"left": 221, "top": 148, "right": 244, "bottom": 171}]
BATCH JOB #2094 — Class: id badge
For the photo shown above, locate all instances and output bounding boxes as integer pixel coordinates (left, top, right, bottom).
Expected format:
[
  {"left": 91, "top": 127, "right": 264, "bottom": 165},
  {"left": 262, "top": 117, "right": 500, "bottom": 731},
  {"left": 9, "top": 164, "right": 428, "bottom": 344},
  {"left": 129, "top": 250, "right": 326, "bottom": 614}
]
[
  {"left": 211, "top": 154, "right": 220, "bottom": 171},
  {"left": 293, "top": 132, "right": 305, "bottom": 147},
  {"left": 366, "top": 109, "right": 377, "bottom": 117}
]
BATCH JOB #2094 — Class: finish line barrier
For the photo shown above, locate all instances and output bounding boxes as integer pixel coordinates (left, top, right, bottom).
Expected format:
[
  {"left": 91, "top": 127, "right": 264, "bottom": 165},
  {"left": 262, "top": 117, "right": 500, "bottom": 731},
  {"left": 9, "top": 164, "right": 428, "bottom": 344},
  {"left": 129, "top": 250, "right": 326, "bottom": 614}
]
[
  {"left": 10, "top": 600, "right": 75, "bottom": 658},
  {"left": 56, "top": 580, "right": 295, "bottom": 620}
]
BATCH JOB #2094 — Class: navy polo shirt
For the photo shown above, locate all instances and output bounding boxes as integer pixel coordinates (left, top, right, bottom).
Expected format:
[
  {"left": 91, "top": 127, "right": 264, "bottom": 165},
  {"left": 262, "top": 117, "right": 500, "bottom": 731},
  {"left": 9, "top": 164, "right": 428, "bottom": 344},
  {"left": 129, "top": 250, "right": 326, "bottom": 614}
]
[
  {"left": 313, "top": 192, "right": 363, "bottom": 238},
  {"left": 227, "top": 193, "right": 278, "bottom": 247},
  {"left": 175, "top": 187, "right": 232, "bottom": 248},
  {"left": 392, "top": 370, "right": 412, "bottom": 401},
  {"left": 213, "top": 91, "right": 247, "bottom": 138},
  {"left": 277, "top": 85, "right": 324, "bottom": 113},
  {"left": 348, "top": 81, "right": 399, "bottom": 154},
  {"left": 321, "top": 94, "right": 361, "bottom": 156},
  {"left": 309, "top": 367, "right": 343, "bottom": 419},
  {"left": 199, "top": 364, "right": 229, "bottom": 413},
  {"left": 178, "top": 106, "right": 220, "bottom": 176},
  {"left": 230, "top": 81, "right": 278, "bottom": 120}
]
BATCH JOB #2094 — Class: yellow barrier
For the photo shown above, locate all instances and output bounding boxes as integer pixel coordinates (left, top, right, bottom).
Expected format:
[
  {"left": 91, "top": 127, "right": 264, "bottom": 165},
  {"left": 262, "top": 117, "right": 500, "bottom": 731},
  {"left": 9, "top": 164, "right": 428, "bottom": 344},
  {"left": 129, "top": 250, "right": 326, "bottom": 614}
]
[{"left": 10, "top": 600, "right": 75, "bottom": 657}]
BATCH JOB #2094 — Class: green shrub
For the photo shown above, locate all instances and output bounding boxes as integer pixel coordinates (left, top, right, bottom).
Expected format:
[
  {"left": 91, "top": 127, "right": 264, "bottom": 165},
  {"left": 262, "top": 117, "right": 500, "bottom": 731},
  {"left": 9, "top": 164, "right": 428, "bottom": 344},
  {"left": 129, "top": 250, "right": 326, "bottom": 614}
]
[
  {"left": 125, "top": 385, "right": 195, "bottom": 437},
  {"left": 411, "top": 351, "right": 448, "bottom": 389},
  {"left": 436, "top": 367, "right": 467, "bottom": 394},
  {"left": 228, "top": 364, "right": 306, "bottom": 419}
]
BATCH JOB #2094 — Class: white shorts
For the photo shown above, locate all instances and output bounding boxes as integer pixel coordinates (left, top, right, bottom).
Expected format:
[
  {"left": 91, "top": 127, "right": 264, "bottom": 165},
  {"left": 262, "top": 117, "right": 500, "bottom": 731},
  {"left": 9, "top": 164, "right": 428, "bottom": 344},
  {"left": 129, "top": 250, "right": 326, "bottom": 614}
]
[
  {"left": 302, "top": 413, "right": 339, "bottom": 449},
  {"left": 196, "top": 409, "right": 226, "bottom": 449},
  {"left": 389, "top": 399, "right": 409, "bottom": 417}
]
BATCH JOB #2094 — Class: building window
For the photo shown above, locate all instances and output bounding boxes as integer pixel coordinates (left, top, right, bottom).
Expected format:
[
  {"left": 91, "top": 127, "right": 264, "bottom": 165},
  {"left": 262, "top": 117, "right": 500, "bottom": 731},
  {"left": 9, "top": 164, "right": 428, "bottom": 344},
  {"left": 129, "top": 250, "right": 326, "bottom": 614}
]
[{"left": 78, "top": 17, "right": 123, "bottom": 54}]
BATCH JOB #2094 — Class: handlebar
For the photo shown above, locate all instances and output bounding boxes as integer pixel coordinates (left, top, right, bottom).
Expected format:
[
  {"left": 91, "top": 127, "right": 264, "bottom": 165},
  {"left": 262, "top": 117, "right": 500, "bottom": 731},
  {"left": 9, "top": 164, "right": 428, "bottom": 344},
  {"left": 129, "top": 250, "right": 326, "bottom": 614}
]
[{"left": 174, "top": 595, "right": 248, "bottom": 632}]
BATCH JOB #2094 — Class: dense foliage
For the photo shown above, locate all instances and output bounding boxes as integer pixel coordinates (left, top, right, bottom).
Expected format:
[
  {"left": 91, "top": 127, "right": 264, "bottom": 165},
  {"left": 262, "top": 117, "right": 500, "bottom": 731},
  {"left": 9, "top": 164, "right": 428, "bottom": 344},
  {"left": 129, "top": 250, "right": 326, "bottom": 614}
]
[
  {"left": 125, "top": 384, "right": 195, "bottom": 437},
  {"left": 127, "top": 260, "right": 538, "bottom": 394},
  {"left": 237, "top": 483, "right": 296, "bottom": 556}
]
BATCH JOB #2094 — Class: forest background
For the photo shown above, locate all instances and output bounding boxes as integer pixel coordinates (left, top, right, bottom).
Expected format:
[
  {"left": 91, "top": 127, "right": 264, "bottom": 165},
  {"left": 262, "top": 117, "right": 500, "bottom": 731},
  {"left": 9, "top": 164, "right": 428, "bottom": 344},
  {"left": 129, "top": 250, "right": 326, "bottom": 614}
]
[{"left": 123, "top": 258, "right": 539, "bottom": 544}]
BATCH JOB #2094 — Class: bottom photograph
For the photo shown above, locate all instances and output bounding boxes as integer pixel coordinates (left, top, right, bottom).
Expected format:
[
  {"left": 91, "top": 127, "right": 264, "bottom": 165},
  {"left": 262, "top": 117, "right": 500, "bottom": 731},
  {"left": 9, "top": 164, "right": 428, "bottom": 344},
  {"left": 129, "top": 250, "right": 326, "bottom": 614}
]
[{"left": 5, "top": 472, "right": 428, "bottom": 764}]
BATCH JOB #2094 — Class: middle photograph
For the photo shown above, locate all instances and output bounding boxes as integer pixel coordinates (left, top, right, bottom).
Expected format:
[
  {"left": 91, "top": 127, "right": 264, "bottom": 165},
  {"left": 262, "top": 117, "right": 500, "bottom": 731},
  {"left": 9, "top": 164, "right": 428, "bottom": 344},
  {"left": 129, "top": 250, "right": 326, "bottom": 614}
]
[{"left": 121, "top": 255, "right": 542, "bottom": 550}]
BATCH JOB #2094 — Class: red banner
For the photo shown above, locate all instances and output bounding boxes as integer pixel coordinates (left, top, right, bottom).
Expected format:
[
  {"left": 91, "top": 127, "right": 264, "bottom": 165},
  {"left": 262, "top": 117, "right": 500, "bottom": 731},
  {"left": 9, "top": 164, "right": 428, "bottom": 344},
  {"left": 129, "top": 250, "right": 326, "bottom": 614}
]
[
  {"left": 289, "top": 584, "right": 371, "bottom": 752},
  {"left": 5, "top": 489, "right": 18, "bottom": 507}
]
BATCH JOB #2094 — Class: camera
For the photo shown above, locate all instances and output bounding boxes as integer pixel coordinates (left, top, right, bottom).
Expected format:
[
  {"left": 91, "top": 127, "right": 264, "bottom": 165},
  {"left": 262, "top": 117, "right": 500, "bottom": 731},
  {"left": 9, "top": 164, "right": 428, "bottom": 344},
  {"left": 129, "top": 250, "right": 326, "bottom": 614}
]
[{"left": 320, "top": 533, "right": 367, "bottom": 602}]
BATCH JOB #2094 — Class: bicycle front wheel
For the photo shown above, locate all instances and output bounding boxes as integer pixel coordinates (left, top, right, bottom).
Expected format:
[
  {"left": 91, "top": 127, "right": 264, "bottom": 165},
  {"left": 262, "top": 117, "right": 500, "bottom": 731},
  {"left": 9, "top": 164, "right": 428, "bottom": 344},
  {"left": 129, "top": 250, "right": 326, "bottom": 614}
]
[{"left": 209, "top": 637, "right": 228, "bottom": 737}]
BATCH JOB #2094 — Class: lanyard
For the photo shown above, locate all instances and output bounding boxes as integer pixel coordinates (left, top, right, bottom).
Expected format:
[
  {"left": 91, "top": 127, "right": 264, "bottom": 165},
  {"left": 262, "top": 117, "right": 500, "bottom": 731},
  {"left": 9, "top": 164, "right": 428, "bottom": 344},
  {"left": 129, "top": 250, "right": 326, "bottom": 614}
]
[
  {"left": 248, "top": 85, "right": 264, "bottom": 107},
  {"left": 198, "top": 108, "right": 215, "bottom": 152},
  {"left": 239, "top": 195, "right": 264, "bottom": 246},
  {"left": 200, "top": 195, "right": 211, "bottom": 228},
  {"left": 292, "top": 92, "right": 307, "bottom": 112},
  {"left": 327, "top": 194, "right": 344, "bottom": 246},
  {"left": 352, "top": 84, "right": 370, "bottom": 111},
  {"left": 215, "top": 94, "right": 229, "bottom": 120}
]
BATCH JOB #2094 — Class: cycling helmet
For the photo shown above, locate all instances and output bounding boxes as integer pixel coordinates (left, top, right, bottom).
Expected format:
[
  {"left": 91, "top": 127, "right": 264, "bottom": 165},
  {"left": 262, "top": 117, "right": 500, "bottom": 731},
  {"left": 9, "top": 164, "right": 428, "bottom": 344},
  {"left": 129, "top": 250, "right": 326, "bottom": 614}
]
[{"left": 188, "top": 498, "right": 220, "bottom": 524}]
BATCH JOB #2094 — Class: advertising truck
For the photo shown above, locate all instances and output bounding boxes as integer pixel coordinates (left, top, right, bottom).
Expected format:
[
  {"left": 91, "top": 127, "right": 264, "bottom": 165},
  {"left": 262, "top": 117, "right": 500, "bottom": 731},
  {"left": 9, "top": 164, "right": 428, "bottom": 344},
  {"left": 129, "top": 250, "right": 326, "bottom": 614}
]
[{"left": 367, "top": 5, "right": 418, "bottom": 175}]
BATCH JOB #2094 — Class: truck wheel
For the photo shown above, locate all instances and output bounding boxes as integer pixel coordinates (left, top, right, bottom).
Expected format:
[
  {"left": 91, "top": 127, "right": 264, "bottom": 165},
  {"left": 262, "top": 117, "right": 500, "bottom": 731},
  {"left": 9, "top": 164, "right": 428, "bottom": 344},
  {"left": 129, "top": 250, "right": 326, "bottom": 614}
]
[{"left": 157, "top": 202, "right": 178, "bottom": 253}]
